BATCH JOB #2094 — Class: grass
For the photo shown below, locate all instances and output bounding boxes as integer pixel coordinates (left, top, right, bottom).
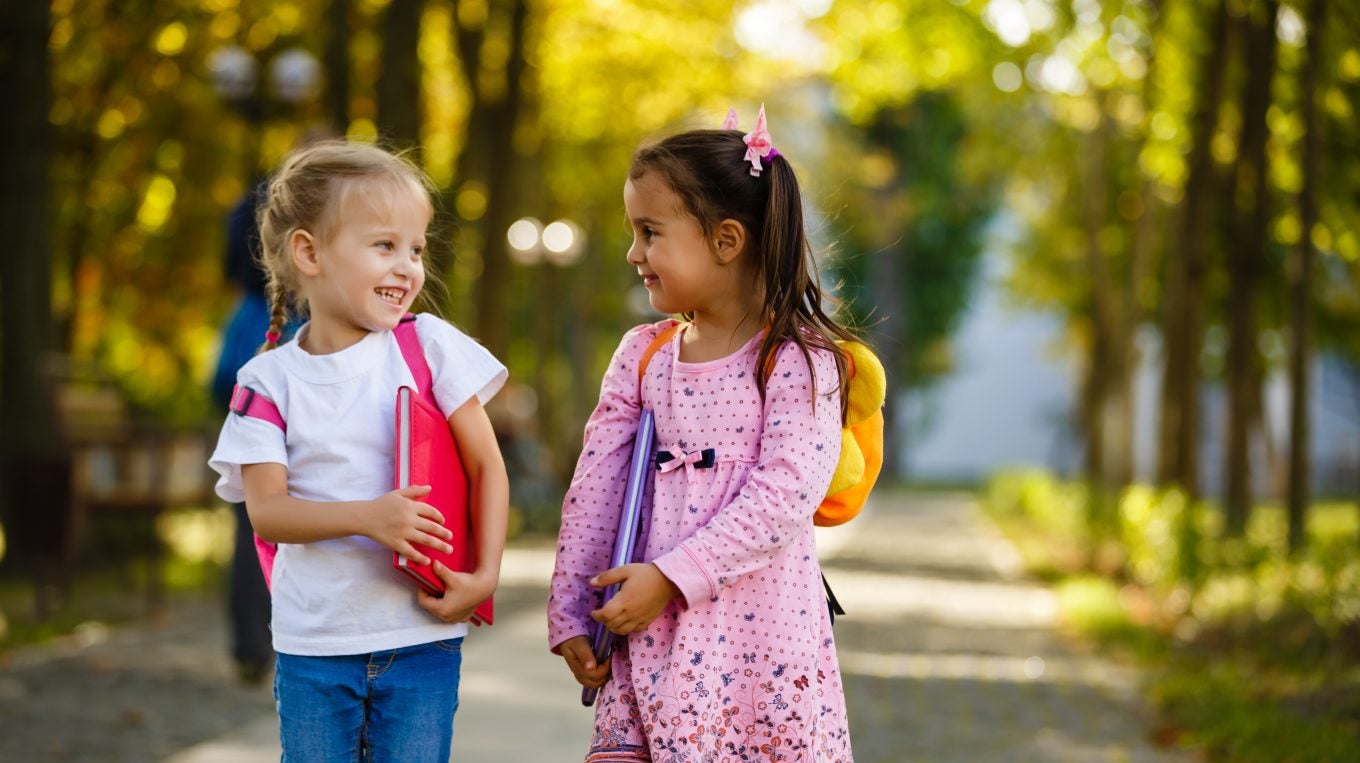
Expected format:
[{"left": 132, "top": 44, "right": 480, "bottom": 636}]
[
  {"left": 982, "top": 470, "right": 1360, "bottom": 762},
  {"left": 0, "top": 505, "right": 233, "bottom": 651}
]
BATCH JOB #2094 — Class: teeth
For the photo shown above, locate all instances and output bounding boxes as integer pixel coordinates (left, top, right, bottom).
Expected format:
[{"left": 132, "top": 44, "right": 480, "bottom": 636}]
[{"left": 376, "top": 288, "right": 404, "bottom": 303}]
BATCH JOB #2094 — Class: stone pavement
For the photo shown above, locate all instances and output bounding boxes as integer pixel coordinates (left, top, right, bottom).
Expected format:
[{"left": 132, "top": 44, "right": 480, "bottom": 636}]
[{"left": 0, "top": 491, "right": 1194, "bottom": 762}]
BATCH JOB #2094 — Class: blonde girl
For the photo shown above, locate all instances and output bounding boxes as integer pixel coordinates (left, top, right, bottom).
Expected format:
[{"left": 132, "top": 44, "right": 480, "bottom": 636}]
[{"left": 210, "top": 140, "right": 508, "bottom": 761}]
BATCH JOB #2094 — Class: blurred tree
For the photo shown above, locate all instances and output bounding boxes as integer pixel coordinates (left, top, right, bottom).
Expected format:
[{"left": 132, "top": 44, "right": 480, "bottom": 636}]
[
  {"left": 1288, "top": 0, "right": 1325, "bottom": 552},
  {"left": 448, "top": 0, "right": 530, "bottom": 358},
  {"left": 378, "top": 0, "right": 423, "bottom": 149},
  {"left": 825, "top": 94, "right": 995, "bottom": 480},
  {"left": 325, "top": 0, "right": 352, "bottom": 132},
  {"left": 0, "top": 0, "right": 64, "bottom": 584},
  {"left": 1224, "top": 0, "right": 1279, "bottom": 537},
  {"left": 1157, "top": 0, "right": 1231, "bottom": 499},
  {"left": 813, "top": 0, "right": 1000, "bottom": 478}
]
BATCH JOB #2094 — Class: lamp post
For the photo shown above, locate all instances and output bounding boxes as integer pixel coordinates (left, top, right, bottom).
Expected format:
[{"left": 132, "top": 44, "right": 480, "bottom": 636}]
[
  {"left": 208, "top": 45, "right": 322, "bottom": 171},
  {"left": 506, "top": 215, "right": 588, "bottom": 511}
]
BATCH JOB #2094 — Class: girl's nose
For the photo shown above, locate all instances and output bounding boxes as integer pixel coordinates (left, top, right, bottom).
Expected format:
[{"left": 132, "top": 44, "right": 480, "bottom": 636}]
[{"left": 625, "top": 240, "right": 643, "bottom": 265}]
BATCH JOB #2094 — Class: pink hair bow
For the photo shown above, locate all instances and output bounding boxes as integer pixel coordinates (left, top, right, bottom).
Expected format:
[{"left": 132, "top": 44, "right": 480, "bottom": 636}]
[{"left": 741, "top": 103, "right": 774, "bottom": 177}]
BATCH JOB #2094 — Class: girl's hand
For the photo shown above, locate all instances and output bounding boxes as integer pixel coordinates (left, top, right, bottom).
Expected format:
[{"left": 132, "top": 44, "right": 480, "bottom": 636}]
[
  {"left": 417, "top": 561, "right": 495, "bottom": 623},
  {"left": 362, "top": 485, "right": 453, "bottom": 566},
  {"left": 589, "top": 563, "right": 680, "bottom": 636},
  {"left": 558, "top": 635, "right": 611, "bottom": 689}
]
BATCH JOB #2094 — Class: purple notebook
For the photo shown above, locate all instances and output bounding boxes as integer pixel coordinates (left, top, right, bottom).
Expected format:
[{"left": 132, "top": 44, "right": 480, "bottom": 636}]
[{"left": 582, "top": 409, "right": 657, "bottom": 707}]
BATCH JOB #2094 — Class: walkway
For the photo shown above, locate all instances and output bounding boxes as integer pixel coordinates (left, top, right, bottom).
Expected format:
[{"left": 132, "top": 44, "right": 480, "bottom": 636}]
[{"left": 0, "top": 491, "right": 1192, "bottom": 762}]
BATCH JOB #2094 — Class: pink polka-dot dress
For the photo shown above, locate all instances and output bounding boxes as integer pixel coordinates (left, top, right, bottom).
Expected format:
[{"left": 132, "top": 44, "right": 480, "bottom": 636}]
[{"left": 549, "top": 320, "right": 854, "bottom": 762}]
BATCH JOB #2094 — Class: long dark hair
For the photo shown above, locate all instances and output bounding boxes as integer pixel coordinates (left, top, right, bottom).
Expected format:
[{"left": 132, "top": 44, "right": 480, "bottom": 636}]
[{"left": 629, "top": 128, "right": 858, "bottom": 419}]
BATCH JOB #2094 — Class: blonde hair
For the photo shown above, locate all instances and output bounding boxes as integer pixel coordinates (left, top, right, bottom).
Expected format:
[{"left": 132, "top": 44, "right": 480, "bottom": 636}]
[{"left": 256, "top": 140, "right": 436, "bottom": 350}]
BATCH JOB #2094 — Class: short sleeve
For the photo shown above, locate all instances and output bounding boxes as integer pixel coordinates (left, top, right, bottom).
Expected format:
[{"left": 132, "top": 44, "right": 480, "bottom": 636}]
[
  {"left": 414, "top": 313, "right": 508, "bottom": 413},
  {"left": 208, "top": 364, "right": 289, "bottom": 503}
]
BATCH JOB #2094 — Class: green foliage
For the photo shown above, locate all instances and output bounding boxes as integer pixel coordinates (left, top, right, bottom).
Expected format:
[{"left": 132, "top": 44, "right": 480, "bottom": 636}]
[
  {"left": 1154, "top": 654, "right": 1360, "bottom": 763},
  {"left": 825, "top": 92, "right": 997, "bottom": 386},
  {"left": 1119, "top": 485, "right": 1205, "bottom": 592},
  {"left": 986, "top": 467, "right": 1360, "bottom": 761},
  {"left": 985, "top": 468, "right": 1087, "bottom": 538}
]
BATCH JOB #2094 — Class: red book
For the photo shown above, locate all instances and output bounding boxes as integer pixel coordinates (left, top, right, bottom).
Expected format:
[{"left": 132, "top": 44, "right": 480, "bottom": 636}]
[{"left": 393, "top": 385, "right": 493, "bottom": 626}]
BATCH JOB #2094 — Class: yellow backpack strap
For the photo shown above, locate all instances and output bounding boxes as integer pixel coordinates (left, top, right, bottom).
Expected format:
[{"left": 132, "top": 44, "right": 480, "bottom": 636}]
[{"left": 637, "top": 321, "right": 684, "bottom": 383}]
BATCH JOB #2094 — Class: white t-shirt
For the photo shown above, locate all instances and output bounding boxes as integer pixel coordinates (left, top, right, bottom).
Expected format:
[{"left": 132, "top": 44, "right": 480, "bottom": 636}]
[{"left": 209, "top": 313, "right": 508, "bottom": 656}]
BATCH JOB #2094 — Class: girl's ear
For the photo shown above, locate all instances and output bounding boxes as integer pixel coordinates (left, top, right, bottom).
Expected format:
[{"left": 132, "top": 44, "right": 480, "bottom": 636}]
[
  {"left": 712, "top": 218, "right": 748, "bottom": 265},
  {"left": 290, "top": 229, "right": 321, "bottom": 276}
]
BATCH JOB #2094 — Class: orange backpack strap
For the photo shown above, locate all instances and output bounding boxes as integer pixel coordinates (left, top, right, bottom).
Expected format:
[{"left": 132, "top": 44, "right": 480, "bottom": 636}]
[{"left": 637, "top": 321, "right": 685, "bottom": 383}]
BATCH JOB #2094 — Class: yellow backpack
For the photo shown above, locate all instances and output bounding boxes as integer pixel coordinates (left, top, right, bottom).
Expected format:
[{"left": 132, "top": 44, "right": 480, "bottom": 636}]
[{"left": 638, "top": 322, "right": 886, "bottom": 526}]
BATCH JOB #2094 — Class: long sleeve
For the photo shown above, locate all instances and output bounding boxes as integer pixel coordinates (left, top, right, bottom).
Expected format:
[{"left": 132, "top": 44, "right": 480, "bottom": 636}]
[
  {"left": 652, "top": 343, "right": 843, "bottom": 608},
  {"left": 547, "top": 323, "right": 667, "bottom": 651}
]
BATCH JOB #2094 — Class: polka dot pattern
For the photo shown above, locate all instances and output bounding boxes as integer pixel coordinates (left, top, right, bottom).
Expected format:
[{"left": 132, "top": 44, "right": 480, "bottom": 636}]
[{"left": 550, "top": 321, "right": 854, "bottom": 761}]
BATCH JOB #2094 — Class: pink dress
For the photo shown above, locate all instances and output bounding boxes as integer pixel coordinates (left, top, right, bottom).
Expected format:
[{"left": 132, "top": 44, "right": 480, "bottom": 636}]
[{"left": 549, "top": 321, "right": 854, "bottom": 762}]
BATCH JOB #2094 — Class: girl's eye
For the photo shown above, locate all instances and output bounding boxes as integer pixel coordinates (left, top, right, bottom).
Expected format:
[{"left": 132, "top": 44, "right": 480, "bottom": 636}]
[
  {"left": 411, "top": 246, "right": 424, "bottom": 258},
  {"left": 642, "top": 226, "right": 656, "bottom": 240},
  {"left": 376, "top": 241, "right": 395, "bottom": 251}
]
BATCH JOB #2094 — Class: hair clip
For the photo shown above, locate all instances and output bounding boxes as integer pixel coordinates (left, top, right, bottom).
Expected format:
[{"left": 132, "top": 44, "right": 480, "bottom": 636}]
[
  {"left": 265, "top": 329, "right": 283, "bottom": 344},
  {"left": 723, "top": 104, "right": 776, "bottom": 177},
  {"left": 743, "top": 104, "right": 775, "bottom": 177}
]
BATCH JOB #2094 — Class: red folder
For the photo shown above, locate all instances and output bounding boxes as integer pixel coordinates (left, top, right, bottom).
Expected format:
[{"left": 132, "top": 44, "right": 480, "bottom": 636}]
[{"left": 393, "top": 385, "right": 493, "bottom": 626}]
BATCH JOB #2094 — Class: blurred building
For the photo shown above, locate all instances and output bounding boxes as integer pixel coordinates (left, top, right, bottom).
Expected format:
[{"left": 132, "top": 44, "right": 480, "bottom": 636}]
[{"left": 904, "top": 249, "right": 1360, "bottom": 498}]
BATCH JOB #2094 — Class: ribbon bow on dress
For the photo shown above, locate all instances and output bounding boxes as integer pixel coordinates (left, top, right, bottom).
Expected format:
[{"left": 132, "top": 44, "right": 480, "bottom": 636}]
[{"left": 656, "top": 446, "right": 717, "bottom": 475}]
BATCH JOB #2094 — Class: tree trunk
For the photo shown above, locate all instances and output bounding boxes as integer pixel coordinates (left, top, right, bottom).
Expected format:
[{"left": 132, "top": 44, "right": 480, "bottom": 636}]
[
  {"left": 1082, "top": 92, "right": 1116, "bottom": 533},
  {"left": 1115, "top": 0, "right": 1164, "bottom": 488},
  {"left": 325, "top": 0, "right": 351, "bottom": 133},
  {"left": 452, "top": 0, "right": 530, "bottom": 359},
  {"left": 870, "top": 220, "right": 904, "bottom": 483},
  {"left": 0, "top": 0, "right": 64, "bottom": 573},
  {"left": 377, "top": 0, "right": 423, "bottom": 151},
  {"left": 1224, "top": 0, "right": 1279, "bottom": 537},
  {"left": 1287, "top": 0, "right": 1325, "bottom": 554},
  {"left": 1157, "top": 0, "right": 1232, "bottom": 498}
]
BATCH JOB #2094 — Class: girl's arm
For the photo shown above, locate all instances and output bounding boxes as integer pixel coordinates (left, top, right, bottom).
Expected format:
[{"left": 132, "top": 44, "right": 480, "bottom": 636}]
[
  {"left": 650, "top": 345, "right": 843, "bottom": 609},
  {"left": 240, "top": 463, "right": 454, "bottom": 565},
  {"left": 418, "top": 396, "right": 508, "bottom": 622},
  {"left": 547, "top": 324, "right": 660, "bottom": 652}
]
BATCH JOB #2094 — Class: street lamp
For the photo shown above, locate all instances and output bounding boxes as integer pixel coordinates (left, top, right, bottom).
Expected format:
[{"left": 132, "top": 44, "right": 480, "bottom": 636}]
[
  {"left": 209, "top": 45, "right": 321, "bottom": 124},
  {"left": 506, "top": 216, "right": 586, "bottom": 267}
]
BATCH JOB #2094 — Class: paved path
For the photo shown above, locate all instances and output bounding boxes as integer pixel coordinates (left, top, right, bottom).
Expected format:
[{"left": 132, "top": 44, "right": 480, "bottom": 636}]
[{"left": 0, "top": 491, "right": 1193, "bottom": 762}]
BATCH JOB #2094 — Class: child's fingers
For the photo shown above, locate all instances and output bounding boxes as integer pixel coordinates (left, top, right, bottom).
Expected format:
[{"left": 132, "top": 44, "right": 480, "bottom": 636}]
[
  {"left": 560, "top": 637, "right": 598, "bottom": 672},
  {"left": 428, "top": 560, "right": 464, "bottom": 588},
  {"left": 413, "top": 503, "right": 450, "bottom": 534},
  {"left": 399, "top": 484, "right": 433, "bottom": 498},
  {"left": 413, "top": 526, "right": 454, "bottom": 554},
  {"left": 396, "top": 543, "right": 431, "bottom": 567},
  {"left": 562, "top": 650, "right": 609, "bottom": 687},
  {"left": 589, "top": 563, "right": 635, "bottom": 588},
  {"left": 590, "top": 606, "right": 634, "bottom": 635}
]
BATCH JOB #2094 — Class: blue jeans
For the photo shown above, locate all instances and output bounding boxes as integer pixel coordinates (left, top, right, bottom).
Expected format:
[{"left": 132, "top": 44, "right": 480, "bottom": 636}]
[{"left": 274, "top": 639, "right": 463, "bottom": 762}]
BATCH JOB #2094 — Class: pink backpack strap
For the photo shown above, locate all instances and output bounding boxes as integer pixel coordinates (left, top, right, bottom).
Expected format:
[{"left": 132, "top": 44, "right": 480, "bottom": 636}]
[
  {"left": 226, "top": 384, "right": 285, "bottom": 588},
  {"left": 395, "top": 313, "right": 433, "bottom": 399},
  {"left": 233, "top": 316, "right": 430, "bottom": 592},
  {"left": 229, "top": 384, "right": 286, "bottom": 432}
]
